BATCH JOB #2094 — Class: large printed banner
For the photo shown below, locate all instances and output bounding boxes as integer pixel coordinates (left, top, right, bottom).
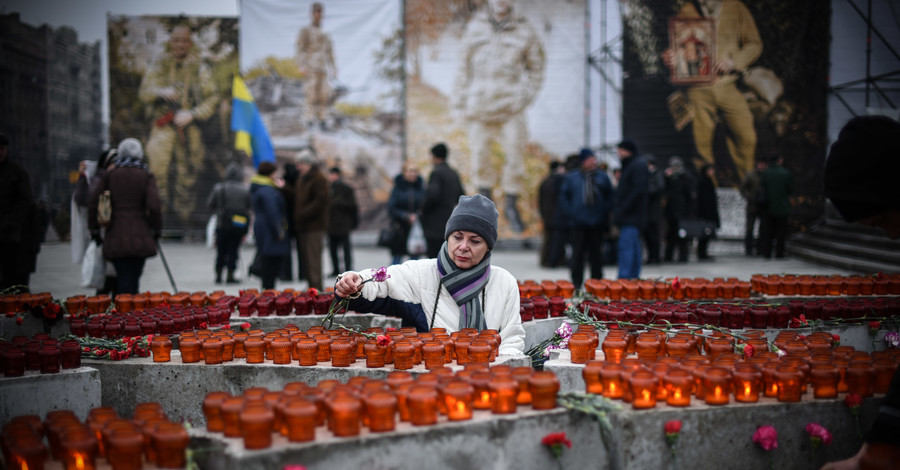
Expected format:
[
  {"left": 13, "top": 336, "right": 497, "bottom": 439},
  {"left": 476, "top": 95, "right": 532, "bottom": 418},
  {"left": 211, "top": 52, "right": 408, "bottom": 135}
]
[
  {"left": 621, "top": 0, "right": 829, "bottom": 225},
  {"left": 405, "top": 0, "right": 587, "bottom": 238},
  {"left": 241, "top": 0, "right": 403, "bottom": 231},
  {"left": 108, "top": 16, "right": 238, "bottom": 232}
]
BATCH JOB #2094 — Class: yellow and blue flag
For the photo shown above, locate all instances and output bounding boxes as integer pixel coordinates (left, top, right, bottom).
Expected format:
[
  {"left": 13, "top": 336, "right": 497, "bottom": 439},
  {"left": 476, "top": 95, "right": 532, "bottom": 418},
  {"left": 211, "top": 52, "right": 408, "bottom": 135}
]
[{"left": 231, "top": 75, "right": 275, "bottom": 168}]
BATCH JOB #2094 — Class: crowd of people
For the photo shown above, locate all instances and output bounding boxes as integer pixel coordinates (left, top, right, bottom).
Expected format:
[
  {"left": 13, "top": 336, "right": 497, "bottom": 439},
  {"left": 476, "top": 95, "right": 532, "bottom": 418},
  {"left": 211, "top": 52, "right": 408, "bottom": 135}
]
[{"left": 536, "top": 138, "right": 799, "bottom": 287}]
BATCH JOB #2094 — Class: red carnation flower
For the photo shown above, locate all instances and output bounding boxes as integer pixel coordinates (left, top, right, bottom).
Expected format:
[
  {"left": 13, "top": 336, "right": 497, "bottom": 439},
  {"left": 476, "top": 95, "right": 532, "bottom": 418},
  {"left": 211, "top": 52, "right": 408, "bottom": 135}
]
[
  {"left": 844, "top": 393, "right": 862, "bottom": 412},
  {"left": 376, "top": 335, "right": 392, "bottom": 348},
  {"left": 743, "top": 343, "right": 755, "bottom": 359},
  {"left": 752, "top": 425, "right": 778, "bottom": 451},
  {"left": 541, "top": 432, "right": 572, "bottom": 459},
  {"left": 240, "top": 322, "right": 251, "bottom": 331},
  {"left": 15, "top": 316, "right": 24, "bottom": 325},
  {"left": 832, "top": 334, "right": 840, "bottom": 346}
]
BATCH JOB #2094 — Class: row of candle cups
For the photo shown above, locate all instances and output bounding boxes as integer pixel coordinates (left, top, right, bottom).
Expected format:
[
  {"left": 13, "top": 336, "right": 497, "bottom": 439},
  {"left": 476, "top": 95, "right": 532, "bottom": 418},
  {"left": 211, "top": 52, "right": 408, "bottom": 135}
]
[
  {"left": 1, "top": 334, "right": 81, "bottom": 377},
  {"left": 2, "top": 403, "right": 189, "bottom": 470},
  {"left": 201, "top": 366, "right": 561, "bottom": 449},
  {"left": 151, "top": 325, "right": 505, "bottom": 369},
  {"left": 750, "top": 273, "right": 900, "bottom": 297},
  {"left": 576, "top": 331, "right": 899, "bottom": 409}
]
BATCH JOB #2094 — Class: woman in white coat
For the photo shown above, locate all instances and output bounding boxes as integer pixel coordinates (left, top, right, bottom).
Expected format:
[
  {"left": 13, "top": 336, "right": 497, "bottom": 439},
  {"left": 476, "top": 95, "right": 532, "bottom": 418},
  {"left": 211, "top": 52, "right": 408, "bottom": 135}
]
[{"left": 335, "top": 194, "right": 525, "bottom": 355}]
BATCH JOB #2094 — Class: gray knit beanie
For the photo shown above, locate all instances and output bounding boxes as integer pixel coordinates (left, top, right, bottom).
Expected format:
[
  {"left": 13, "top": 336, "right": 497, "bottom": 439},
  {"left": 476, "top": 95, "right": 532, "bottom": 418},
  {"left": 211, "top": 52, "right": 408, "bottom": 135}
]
[
  {"left": 118, "top": 138, "right": 144, "bottom": 161},
  {"left": 444, "top": 194, "right": 499, "bottom": 249}
]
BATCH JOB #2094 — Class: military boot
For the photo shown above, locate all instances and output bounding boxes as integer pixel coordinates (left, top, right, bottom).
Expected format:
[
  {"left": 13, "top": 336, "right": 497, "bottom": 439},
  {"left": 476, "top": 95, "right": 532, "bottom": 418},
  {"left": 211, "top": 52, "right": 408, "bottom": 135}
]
[
  {"left": 226, "top": 270, "right": 240, "bottom": 284},
  {"left": 215, "top": 267, "right": 223, "bottom": 284}
]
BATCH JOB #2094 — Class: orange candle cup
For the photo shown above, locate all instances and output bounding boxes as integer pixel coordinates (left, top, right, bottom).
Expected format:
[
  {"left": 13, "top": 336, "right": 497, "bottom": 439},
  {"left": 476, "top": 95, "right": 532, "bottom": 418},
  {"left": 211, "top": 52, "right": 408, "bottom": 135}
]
[
  {"left": 443, "top": 381, "right": 475, "bottom": 421},
  {"left": 529, "top": 371, "right": 560, "bottom": 410},
  {"left": 774, "top": 365, "right": 805, "bottom": 402},
  {"left": 240, "top": 403, "right": 275, "bottom": 450},
  {"left": 489, "top": 376, "right": 519, "bottom": 414},
  {"left": 364, "top": 390, "right": 398, "bottom": 432},
  {"left": 330, "top": 339, "right": 355, "bottom": 367},
  {"left": 664, "top": 369, "right": 693, "bottom": 407},
  {"left": 202, "top": 392, "right": 231, "bottom": 433},
  {"left": 105, "top": 428, "right": 144, "bottom": 470},
  {"left": 270, "top": 338, "right": 293, "bottom": 365},
  {"left": 201, "top": 339, "right": 224, "bottom": 365},
  {"left": 407, "top": 385, "right": 439, "bottom": 426},
  {"left": 846, "top": 363, "right": 876, "bottom": 397},
  {"left": 392, "top": 341, "right": 415, "bottom": 370},
  {"left": 732, "top": 365, "right": 762, "bottom": 403},
  {"left": 809, "top": 364, "right": 839, "bottom": 399},
  {"left": 599, "top": 363, "right": 625, "bottom": 399},
  {"left": 244, "top": 338, "right": 267, "bottom": 364},
  {"left": 328, "top": 396, "right": 362, "bottom": 437},
  {"left": 150, "top": 336, "right": 173, "bottom": 363},
  {"left": 283, "top": 398, "right": 317, "bottom": 442},
  {"left": 151, "top": 422, "right": 189, "bottom": 468},
  {"left": 220, "top": 397, "right": 245, "bottom": 438},
  {"left": 422, "top": 341, "right": 445, "bottom": 369},
  {"left": 178, "top": 338, "right": 202, "bottom": 363},
  {"left": 703, "top": 367, "right": 732, "bottom": 406},
  {"left": 628, "top": 369, "right": 659, "bottom": 409},
  {"left": 295, "top": 338, "right": 319, "bottom": 366},
  {"left": 568, "top": 333, "right": 594, "bottom": 364},
  {"left": 582, "top": 360, "right": 605, "bottom": 395}
]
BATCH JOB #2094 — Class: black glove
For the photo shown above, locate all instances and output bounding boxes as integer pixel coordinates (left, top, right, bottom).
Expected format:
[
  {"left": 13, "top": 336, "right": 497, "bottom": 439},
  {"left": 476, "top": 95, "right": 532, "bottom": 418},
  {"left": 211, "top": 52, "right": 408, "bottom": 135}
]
[{"left": 91, "top": 231, "right": 102, "bottom": 246}]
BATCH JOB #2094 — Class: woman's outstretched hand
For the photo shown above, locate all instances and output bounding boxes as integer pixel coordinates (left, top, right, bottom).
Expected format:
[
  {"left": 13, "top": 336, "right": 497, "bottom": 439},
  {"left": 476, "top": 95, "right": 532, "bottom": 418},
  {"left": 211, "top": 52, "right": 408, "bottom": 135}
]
[{"left": 334, "top": 272, "right": 363, "bottom": 298}]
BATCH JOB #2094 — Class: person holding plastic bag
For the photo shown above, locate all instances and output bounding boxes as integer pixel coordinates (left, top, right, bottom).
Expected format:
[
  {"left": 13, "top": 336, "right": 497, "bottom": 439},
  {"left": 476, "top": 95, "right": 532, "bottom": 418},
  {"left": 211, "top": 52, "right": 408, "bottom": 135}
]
[
  {"left": 75, "top": 148, "right": 118, "bottom": 294},
  {"left": 89, "top": 139, "right": 162, "bottom": 295},
  {"left": 206, "top": 163, "right": 251, "bottom": 284},
  {"left": 386, "top": 164, "right": 425, "bottom": 265}
]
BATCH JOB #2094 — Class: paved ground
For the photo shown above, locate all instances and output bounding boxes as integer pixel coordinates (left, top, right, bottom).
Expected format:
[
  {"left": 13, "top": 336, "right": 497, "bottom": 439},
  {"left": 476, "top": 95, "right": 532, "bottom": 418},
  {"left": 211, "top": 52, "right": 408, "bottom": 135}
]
[{"left": 30, "top": 236, "right": 859, "bottom": 299}]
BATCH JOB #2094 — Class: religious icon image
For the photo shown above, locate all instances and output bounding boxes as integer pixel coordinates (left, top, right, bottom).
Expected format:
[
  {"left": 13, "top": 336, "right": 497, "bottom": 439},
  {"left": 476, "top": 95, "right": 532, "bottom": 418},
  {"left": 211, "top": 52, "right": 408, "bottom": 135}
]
[{"left": 668, "top": 18, "right": 715, "bottom": 85}]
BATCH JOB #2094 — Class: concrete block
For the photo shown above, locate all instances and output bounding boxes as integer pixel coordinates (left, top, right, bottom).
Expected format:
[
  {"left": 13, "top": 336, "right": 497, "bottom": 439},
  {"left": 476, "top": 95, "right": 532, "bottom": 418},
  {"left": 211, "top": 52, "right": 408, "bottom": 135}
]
[
  {"left": 0, "top": 367, "right": 101, "bottom": 423},
  {"left": 522, "top": 317, "right": 569, "bottom": 351},
  {"left": 86, "top": 353, "right": 529, "bottom": 425},
  {"left": 190, "top": 408, "right": 606, "bottom": 470},
  {"left": 0, "top": 314, "right": 70, "bottom": 339}
]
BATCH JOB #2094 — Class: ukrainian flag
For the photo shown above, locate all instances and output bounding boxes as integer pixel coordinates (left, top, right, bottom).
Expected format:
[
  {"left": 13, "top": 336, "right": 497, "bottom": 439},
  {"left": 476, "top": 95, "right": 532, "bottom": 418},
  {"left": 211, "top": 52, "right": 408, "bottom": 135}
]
[{"left": 231, "top": 75, "right": 275, "bottom": 168}]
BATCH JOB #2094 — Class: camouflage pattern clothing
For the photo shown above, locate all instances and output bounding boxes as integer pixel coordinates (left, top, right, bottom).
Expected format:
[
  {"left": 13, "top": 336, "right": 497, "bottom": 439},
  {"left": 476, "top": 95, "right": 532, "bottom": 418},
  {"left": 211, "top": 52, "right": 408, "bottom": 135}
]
[
  {"left": 453, "top": 9, "right": 545, "bottom": 195},
  {"left": 139, "top": 53, "right": 218, "bottom": 224},
  {"left": 295, "top": 24, "right": 336, "bottom": 124}
]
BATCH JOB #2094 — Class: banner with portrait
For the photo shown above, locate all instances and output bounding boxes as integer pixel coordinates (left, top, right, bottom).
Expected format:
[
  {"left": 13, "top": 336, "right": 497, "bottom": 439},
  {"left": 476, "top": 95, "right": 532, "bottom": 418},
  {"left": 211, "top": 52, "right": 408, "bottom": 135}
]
[
  {"left": 405, "top": 0, "right": 587, "bottom": 238},
  {"left": 108, "top": 15, "right": 238, "bottom": 233},
  {"left": 240, "top": 0, "right": 403, "bottom": 231},
  {"left": 620, "top": 0, "right": 829, "bottom": 227}
]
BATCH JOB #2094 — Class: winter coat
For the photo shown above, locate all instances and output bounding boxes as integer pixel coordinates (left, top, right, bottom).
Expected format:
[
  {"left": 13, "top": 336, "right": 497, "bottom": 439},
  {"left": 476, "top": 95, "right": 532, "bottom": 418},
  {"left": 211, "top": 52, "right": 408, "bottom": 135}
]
[
  {"left": 293, "top": 165, "right": 330, "bottom": 233},
  {"left": 328, "top": 179, "right": 358, "bottom": 237},
  {"left": 421, "top": 162, "right": 465, "bottom": 240},
  {"left": 250, "top": 175, "right": 289, "bottom": 257},
  {"left": 697, "top": 174, "right": 721, "bottom": 228},
  {"left": 740, "top": 169, "right": 764, "bottom": 215},
  {"left": 614, "top": 155, "right": 650, "bottom": 229},
  {"left": 647, "top": 168, "right": 665, "bottom": 224},
  {"left": 558, "top": 168, "right": 613, "bottom": 228},
  {"left": 761, "top": 164, "right": 793, "bottom": 218},
  {"left": 664, "top": 171, "right": 695, "bottom": 222},
  {"left": 89, "top": 164, "right": 162, "bottom": 260},
  {"left": 538, "top": 172, "right": 565, "bottom": 229},
  {"left": 0, "top": 159, "right": 33, "bottom": 244},
  {"left": 206, "top": 164, "right": 251, "bottom": 231},
  {"left": 346, "top": 259, "right": 525, "bottom": 355},
  {"left": 388, "top": 174, "right": 425, "bottom": 226}
]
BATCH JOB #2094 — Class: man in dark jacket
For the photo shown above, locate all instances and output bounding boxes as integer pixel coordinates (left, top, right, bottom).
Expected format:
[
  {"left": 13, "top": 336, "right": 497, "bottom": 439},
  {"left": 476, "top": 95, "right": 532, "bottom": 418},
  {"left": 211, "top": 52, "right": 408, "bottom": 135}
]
[
  {"left": 293, "top": 149, "right": 330, "bottom": 290},
  {"left": 251, "top": 162, "right": 289, "bottom": 290},
  {"left": 327, "top": 167, "right": 358, "bottom": 276},
  {"left": 696, "top": 164, "right": 721, "bottom": 260},
  {"left": 644, "top": 156, "right": 665, "bottom": 265},
  {"left": 614, "top": 139, "right": 649, "bottom": 279},
  {"left": 559, "top": 148, "right": 613, "bottom": 288},
  {"left": 0, "top": 134, "right": 36, "bottom": 289},
  {"left": 538, "top": 160, "right": 566, "bottom": 267},
  {"left": 739, "top": 159, "right": 767, "bottom": 256},
  {"left": 664, "top": 156, "right": 694, "bottom": 263},
  {"left": 206, "top": 163, "right": 250, "bottom": 284},
  {"left": 420, "top": 143, "right": 465, "bottom": 258},
  {"left": 760, "top": 155, "right": 792, "bottom": 258}
]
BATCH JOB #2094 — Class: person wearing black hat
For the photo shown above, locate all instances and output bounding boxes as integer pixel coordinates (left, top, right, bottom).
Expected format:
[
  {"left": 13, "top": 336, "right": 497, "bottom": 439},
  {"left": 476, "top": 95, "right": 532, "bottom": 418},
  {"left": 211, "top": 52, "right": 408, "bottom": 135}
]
[
  {"left": 334, "top": 194, "right": 525, "bottom": 355},
  {"left": 614, "top": 139, "right": 650, "bottom": 279},
  {"left": 558, "top": 148, "right": 614, "bottom": 288},
  {"left": 421, "top": 143, "right": 465, "bottom": 258}
]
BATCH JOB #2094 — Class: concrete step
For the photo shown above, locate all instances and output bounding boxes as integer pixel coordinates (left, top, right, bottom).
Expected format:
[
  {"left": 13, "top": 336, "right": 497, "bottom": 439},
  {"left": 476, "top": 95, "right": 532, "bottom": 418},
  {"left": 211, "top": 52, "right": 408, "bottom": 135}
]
[
  {"left": 789, "top": 233, "right": 900, "bottom": 266},
  {"left": 788, "top": 243, "right": 900, "bottom": 273}
]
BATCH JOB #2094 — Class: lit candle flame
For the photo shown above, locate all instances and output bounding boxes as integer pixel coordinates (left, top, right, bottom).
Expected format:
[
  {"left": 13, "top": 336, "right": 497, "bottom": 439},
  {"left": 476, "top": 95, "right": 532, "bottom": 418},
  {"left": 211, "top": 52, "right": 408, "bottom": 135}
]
[
  {"left": 714, "top": 386, "right": 723, "bottom": 398},
  {"left": 771, "top": 384, "right": 778, "bottom": 394},
  {"left": 75, "top": 453, "right": 86, "bottom": 470},
  {"left": 673, "top": 389, "right": 682, "bottom": 400},
  {"left": 642, "top": 389, "right": 651, "bottom": 402},
  {"left": 456, "top": 401, "right": 466, "bottom": 413},
  {"left": 480, "top": 391, "right": 490, "bottom": 404},
  {"left": 609, "top": 382, "right": 616, "bottom": 394},
  {"left": 744, "top": 383, "right": 752, "bottom": 396}
]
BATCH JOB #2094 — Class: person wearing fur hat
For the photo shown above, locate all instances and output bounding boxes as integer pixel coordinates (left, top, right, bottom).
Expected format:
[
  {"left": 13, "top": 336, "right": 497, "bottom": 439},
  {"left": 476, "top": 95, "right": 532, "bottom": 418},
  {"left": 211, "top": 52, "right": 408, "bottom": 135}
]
[
  {"left": 334, "top": 194, "right": 525, "bottom": 355},
  {"left": 89, "top": 138, "right": 162, "bottom": 294}
]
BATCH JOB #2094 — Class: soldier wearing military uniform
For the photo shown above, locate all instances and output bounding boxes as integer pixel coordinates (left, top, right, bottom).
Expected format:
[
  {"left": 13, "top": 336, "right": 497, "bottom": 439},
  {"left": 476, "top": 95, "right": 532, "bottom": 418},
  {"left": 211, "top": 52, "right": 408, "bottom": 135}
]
[
  {"left": 453, "top": 0, "right": 545, "bottom": 233},
  {"left": 295, "top": 2, "right": 337, "bottom": 130},
  {"left": 139, "top": 24, "right": 219, "bottom": 224}
]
